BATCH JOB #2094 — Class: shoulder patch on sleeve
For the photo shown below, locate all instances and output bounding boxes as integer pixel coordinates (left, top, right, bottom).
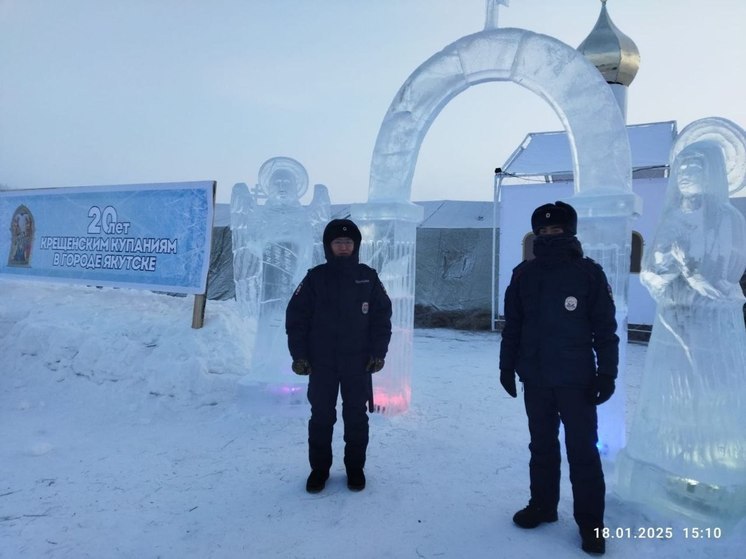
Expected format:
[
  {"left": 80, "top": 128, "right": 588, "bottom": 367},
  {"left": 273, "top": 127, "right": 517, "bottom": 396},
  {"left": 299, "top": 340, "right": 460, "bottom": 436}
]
[{"left": 293, "top": 281, "right": 303, "bottom": 296}]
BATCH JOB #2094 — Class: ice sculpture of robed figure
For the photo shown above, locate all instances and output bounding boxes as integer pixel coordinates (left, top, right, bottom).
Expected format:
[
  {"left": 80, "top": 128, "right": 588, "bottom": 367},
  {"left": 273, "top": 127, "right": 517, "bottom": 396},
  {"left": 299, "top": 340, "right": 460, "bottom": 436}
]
[
  {"left": 231, "top": 157, "right": 331, "bottom": 385},
  {"left": 617, "top": 118, "right": 746, "bottom": 522}
]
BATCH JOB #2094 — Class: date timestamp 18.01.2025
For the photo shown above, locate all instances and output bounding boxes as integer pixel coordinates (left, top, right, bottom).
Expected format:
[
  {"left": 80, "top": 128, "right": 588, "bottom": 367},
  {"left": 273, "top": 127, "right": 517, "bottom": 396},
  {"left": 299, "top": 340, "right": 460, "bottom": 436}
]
[{"left": 594, "top": 527, "right": 722, "bottom": 539}]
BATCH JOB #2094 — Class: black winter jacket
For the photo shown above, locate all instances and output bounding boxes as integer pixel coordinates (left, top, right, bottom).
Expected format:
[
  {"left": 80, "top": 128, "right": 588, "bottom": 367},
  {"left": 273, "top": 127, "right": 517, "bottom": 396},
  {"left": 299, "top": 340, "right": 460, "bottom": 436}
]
[
  {"left": 499, "top": 235, "right": 618, "bottom": 387},
  {"left": 286, "top": 256, "right": 392, "bottom": 367}
]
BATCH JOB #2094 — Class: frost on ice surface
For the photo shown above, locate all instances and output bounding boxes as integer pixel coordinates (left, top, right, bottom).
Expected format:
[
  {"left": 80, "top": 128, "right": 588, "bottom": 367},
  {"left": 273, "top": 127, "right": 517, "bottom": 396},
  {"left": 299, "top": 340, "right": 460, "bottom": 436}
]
[
  {"left": 230, "top": 157, "right": 330, "bottom": 389},
  {"left": 616, "top": 118, "right": 746, "bottom": 524}
]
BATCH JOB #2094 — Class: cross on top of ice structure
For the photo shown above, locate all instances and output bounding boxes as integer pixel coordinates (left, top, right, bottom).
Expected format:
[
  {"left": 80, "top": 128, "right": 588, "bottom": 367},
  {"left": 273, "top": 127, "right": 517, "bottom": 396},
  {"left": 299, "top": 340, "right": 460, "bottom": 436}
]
[{"left": 484, "top": 0, "right": 509, "bottom": 30}]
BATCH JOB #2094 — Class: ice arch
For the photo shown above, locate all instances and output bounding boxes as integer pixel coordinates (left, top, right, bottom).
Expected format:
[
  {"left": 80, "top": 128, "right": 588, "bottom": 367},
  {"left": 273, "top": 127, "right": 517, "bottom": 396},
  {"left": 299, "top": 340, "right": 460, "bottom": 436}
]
[{"left": 352, "top": 28, "right": 639, "bottom": 458}]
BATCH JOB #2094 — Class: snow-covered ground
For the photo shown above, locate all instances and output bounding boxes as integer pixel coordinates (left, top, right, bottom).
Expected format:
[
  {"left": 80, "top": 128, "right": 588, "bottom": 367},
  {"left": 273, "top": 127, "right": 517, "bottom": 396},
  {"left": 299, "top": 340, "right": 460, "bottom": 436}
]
[{"left": 1, "top": 280, "right": 742, "bottom": 558}]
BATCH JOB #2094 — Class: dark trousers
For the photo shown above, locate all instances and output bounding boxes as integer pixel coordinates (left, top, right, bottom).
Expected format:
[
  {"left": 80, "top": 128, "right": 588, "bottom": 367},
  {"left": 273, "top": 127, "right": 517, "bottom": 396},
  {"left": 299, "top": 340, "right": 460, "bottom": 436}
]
[
  {"left": 307, "top": 356, "right": 370, "bottom": 472},
  {"left": 523, "top": 384, "right": 605, "bottom": 529}
]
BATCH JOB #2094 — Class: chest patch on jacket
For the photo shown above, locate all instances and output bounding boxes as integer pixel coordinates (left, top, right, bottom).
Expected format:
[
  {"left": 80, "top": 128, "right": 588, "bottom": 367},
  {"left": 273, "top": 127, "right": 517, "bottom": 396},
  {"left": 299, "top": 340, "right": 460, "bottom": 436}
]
[
  {"left": 564, "top": 296, "right": 578, "bottom": 311},
  {"left": 355, "top": 279, "right": 370, "bottom": 284},
  {"left": 362, "top": 302, "right": 369, "bottom": 314}
]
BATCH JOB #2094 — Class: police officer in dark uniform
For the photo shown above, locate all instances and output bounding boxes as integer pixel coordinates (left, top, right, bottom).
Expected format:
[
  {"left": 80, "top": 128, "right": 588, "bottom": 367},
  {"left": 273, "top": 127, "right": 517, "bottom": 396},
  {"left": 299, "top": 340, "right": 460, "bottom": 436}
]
[
  {"left": 499, "top": 201, "right": 618, "bottom": 555},
  {"left": 286, "top": 219, "right": 392, "bottom": 494}
]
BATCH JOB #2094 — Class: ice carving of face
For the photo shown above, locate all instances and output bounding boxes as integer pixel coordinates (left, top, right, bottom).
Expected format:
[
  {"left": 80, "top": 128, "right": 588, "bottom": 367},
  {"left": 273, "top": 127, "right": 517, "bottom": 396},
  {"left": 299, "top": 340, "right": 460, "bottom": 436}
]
[
  {"left": 268, "top": 169, "right": 298, "bottom": 204},
  {"left": 676, "top": 157, "right": 705, "bottom": 212}
]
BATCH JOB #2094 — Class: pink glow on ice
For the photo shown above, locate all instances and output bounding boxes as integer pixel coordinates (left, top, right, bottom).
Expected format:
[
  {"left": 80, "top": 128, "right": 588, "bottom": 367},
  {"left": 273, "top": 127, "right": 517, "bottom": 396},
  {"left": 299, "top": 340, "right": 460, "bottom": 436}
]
[
  {"left": 372, "top": 388, "right": 411, "bottom": 415},
  {"left": 268, "top": 384, "right": 305, "bottom": 396}
]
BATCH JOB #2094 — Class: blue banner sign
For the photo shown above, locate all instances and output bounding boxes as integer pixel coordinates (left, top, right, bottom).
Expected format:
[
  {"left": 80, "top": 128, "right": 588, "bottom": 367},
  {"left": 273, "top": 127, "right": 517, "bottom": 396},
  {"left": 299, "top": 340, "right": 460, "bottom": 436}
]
[{"left": 0, "top": 181, "right": 215, "bottom": 294}]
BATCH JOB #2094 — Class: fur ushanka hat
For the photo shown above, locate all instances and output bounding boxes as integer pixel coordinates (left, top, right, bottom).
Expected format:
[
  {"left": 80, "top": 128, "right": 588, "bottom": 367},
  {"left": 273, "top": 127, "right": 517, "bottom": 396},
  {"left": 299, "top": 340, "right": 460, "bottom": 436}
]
[
  {"left": 322, "top": 219, "right": 362, "bottom": 258},
  {"left": 530, "top": 201, "right": 577, "bottom": 235}
]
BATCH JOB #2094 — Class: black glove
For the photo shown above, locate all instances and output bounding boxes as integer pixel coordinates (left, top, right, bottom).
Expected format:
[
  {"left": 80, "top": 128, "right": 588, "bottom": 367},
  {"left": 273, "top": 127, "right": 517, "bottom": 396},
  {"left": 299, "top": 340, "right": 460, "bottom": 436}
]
[
  {"left": 366, "top": 357, "right": 385, "bottom": 373},
  {"left": 500, "top": 370, "right": 517, "bottom": 398},
  {"left": 588, "top": 374, "right": 615, "bottom": 405},
  {"left": 291, "top": 359, "right": 312, "bottom": 375}
]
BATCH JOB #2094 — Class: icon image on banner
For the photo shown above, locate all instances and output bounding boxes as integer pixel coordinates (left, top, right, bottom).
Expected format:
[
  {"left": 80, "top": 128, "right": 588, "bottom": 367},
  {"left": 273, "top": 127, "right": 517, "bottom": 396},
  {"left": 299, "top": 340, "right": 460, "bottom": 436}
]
[{"left": 8, "top": 205, "right": 35, "bottom": 267}]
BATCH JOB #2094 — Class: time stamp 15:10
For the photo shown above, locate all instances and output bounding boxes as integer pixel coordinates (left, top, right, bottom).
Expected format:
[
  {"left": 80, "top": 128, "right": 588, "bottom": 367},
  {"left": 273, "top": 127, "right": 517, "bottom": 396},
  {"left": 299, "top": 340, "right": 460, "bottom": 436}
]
[{"left": 595, "top": 527, "right": 723, "bottom": 540}]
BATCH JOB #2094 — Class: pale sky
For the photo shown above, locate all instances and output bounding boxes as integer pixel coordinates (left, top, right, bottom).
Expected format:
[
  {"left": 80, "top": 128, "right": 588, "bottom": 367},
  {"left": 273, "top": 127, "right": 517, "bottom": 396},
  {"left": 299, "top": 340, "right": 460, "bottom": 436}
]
[{"left": 1, "top": 0, "right": 744, "bottom": 204}]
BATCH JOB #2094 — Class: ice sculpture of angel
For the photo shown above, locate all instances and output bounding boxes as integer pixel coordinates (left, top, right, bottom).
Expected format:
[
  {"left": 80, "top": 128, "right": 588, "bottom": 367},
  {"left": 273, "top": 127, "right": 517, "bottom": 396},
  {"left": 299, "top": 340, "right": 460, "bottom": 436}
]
[
  {"left": 618, "top": 118, "right": 746, "bottom": 521},
  {"left": 230, "top": 157, "right": 330, "bottom": 383}
]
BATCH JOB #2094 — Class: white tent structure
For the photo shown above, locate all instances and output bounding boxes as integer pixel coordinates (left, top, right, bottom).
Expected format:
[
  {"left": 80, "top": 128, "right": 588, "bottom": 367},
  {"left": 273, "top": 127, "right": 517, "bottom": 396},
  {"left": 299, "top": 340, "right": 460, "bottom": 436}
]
[
  {"left": 330, "top": 201, "right": 497, "bottom": 329},
  {"left": 496, "top": 121, "right": 677, "bottom": 329},
  {"left": 413, "top": 201, "right": 496, "bottom": 328}
]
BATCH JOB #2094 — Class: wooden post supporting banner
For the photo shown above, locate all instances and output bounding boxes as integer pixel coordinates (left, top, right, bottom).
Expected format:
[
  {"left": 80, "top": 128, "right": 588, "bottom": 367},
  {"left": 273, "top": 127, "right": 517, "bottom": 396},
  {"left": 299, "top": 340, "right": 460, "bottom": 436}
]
[
  {"left": 192, "top": 293, "right": 206, "bottom": 329},
  {"left": 192, "top": 181, "right": 216, "bottom": 330}
]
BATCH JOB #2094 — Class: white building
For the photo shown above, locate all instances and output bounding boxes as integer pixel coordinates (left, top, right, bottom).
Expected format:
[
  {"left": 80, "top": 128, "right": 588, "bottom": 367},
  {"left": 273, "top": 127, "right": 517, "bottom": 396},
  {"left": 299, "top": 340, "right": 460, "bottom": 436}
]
[{"left": 497, "top": 121, "right": 675, "bottom": 327}]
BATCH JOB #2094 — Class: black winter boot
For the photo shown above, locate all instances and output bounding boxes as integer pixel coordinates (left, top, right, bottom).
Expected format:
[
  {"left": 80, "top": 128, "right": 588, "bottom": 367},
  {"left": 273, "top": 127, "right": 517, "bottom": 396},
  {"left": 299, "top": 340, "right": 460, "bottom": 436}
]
[
  {"left": 305, "top": 470, "right": 329, "bottom": 494},
  {"left": 346, "top": 468, "right": 366, "bottom": 491},
  {"left": 512, "top": 502, "right": 558, "bottom": 528},
  {"left": 579, "top": 527, "right": 606, "bottom": 555}
]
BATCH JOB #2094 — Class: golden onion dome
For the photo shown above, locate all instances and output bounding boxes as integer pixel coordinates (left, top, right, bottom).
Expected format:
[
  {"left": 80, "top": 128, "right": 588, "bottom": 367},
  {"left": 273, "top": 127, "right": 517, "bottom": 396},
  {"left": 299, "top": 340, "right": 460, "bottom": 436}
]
[{"left": 577, "top": 0, "right": 640, "bottom": 86}]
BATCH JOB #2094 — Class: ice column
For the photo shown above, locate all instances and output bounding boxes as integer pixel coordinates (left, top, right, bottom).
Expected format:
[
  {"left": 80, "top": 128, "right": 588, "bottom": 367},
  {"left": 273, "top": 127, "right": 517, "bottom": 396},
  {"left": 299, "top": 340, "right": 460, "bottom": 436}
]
[
  {"left": 351, "top": 202, "right": 422, "bottom": 414},
  {"left": 231, "top": 157, "right": 330, "bottom": 391},
  {"left": 355, "top": 25, "right": 636, "bottom": 422},
  {"left": 570, "top": 191, "right": 638, "bottom": 459},
  {"left": 616, "top": 118, "right": 746, "bottom": 524}
]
